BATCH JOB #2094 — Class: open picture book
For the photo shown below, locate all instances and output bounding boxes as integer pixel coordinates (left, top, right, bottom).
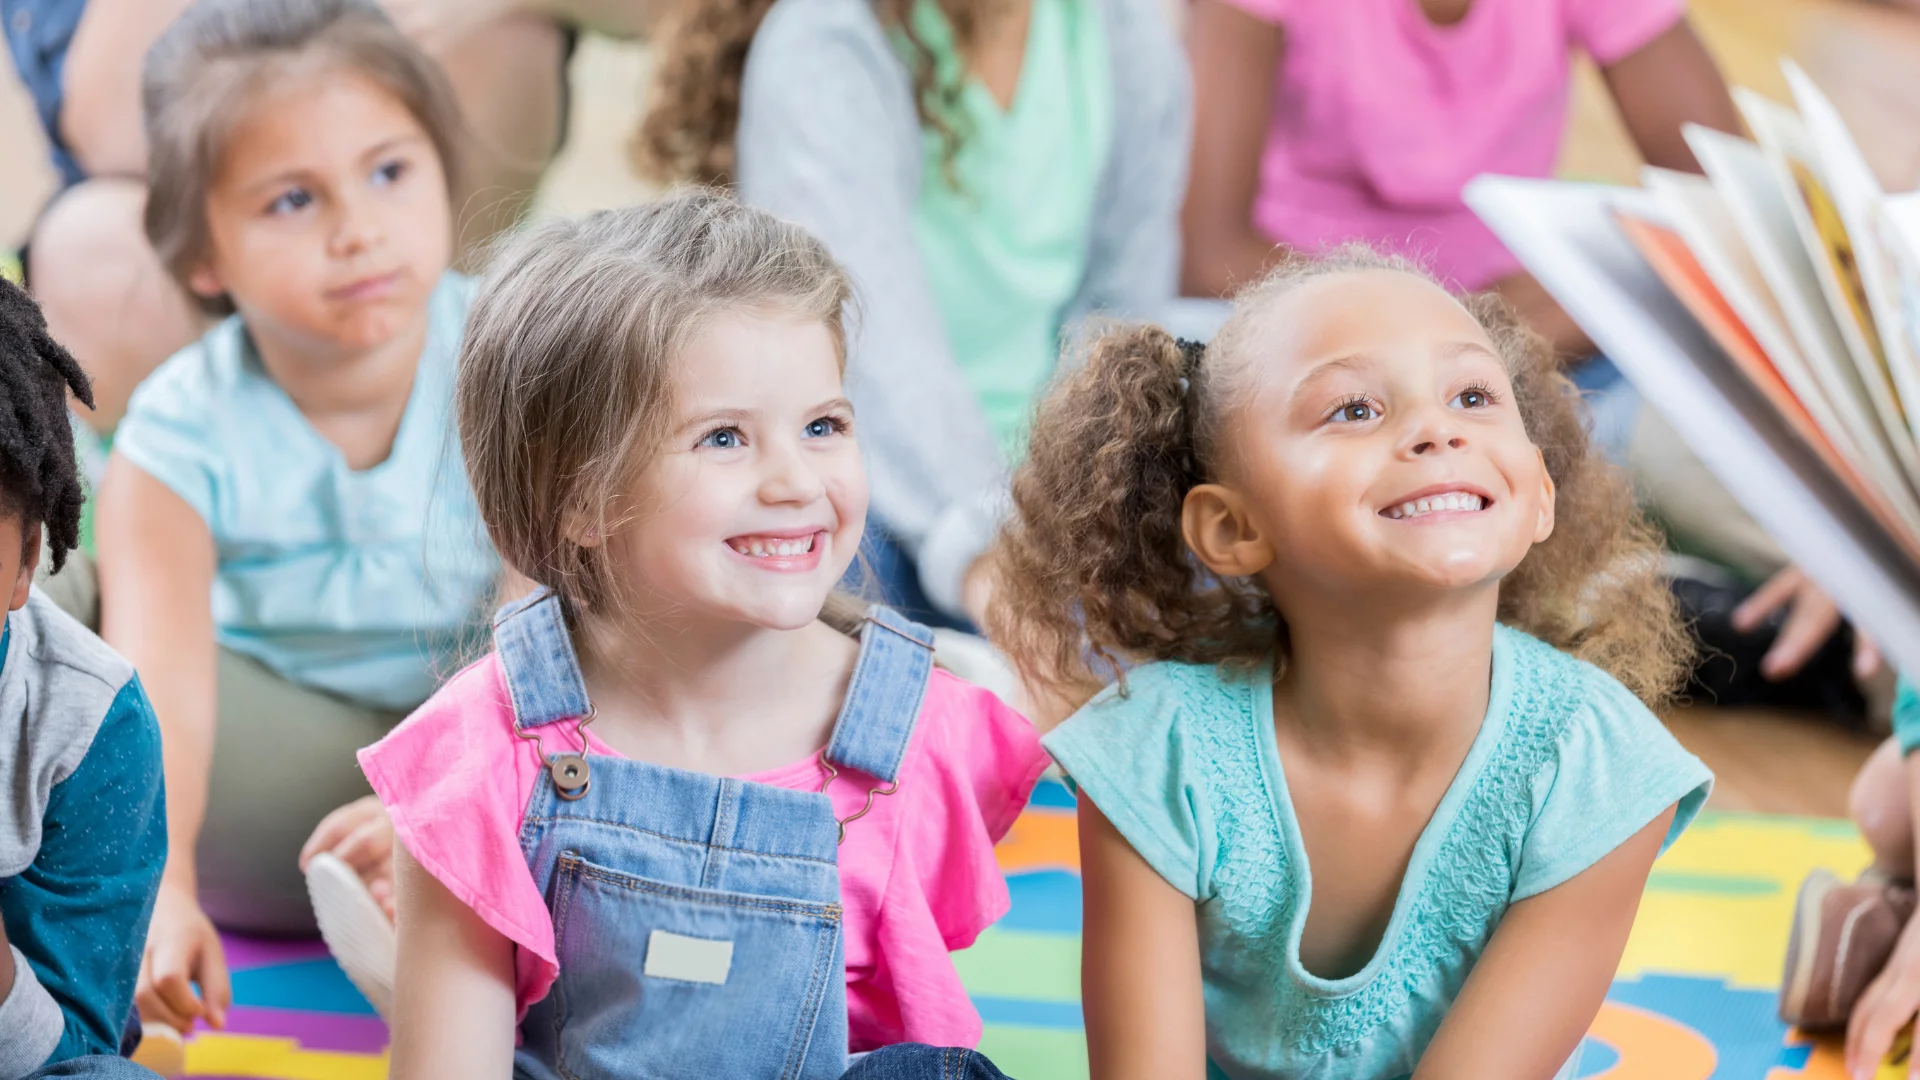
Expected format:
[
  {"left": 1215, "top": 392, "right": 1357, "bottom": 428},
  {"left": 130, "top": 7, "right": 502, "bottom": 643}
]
[{"left": 1463, "top": 62, "right": 1920, "bottom": 679}]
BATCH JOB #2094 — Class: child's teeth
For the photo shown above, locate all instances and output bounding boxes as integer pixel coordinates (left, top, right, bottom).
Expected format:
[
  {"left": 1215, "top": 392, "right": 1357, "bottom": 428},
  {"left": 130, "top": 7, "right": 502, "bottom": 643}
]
[{"left": 1387, "top": 493, "right": 1484, "bottom": 519}]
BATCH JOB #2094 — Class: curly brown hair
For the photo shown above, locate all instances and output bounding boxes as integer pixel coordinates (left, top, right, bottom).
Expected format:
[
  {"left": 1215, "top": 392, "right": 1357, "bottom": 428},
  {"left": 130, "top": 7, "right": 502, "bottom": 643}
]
[
  {"left": 989, "top": 246, "right": 1692, "bottom": 710},
  {"left": 632, "top": 0, "right": 978, "bottom": 187}
]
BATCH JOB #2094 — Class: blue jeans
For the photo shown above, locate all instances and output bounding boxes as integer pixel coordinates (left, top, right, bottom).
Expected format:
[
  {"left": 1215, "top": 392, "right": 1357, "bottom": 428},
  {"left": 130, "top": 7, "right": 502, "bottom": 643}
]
[
  {"left": 0, "top": 0, "right": 86, "bottom": 186},
  {"left": 22, "top": 1058, "right": 156, "bottom": 1079},
  {"left": 845, "top": 1044, "right": 1013, "bottom": 1079}
]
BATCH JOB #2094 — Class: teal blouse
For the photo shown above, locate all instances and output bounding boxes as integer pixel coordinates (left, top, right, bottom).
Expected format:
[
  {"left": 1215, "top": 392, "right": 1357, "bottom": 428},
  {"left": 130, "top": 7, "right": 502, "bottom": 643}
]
[{"left": 1043, "top": 624, "right": 1712, "bottom": 1079}]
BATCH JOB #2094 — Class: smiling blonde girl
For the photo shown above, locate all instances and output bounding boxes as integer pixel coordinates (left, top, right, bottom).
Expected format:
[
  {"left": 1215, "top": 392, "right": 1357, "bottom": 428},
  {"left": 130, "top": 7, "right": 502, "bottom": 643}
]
[{"left": 361, "top": 192, "right": 1045, "bottom": 1079}]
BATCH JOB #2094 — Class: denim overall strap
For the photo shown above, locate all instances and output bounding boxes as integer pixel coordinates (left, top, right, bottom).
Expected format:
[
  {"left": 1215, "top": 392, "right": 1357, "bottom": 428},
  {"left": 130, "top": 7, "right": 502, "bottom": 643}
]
[
  {"left": 821, "top": 606, "right": 935, "bottom": 785},
  {"left": 492, "top": 586, "right": 591, "bottom": 731}
]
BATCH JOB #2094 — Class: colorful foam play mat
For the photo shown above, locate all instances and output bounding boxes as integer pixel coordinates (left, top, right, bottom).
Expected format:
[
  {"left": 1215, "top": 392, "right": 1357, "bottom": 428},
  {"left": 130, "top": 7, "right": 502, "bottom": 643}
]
[{"left": 184, "top": 779, "right": 1899, "bottom": 1079}]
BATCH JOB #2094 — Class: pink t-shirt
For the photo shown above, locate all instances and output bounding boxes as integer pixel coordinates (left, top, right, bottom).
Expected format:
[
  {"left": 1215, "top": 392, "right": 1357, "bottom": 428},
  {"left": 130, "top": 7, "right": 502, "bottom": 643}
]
[
  {"left": 1226, "top": 0, "right": 1685, "bottom": 290},
  {"left": 358, "top": 657, "right": 1047, "bottom": 1051}
]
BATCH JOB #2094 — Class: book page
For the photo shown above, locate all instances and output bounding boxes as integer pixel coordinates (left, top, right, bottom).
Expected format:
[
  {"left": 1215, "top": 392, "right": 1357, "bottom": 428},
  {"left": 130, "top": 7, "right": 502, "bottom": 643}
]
[
  {"left": 1464, "top": 175, "right": 1920, "bottom": 676},
  {"left": 1783, "top": 62, "right": 1920, "bottom": 422},
  {"left": 1736, "top": 89, "right": 1920, "bottom": 477},
  {"left": 1687, "top": 123, "right": 1920, "bottom": 500},
  {"left": 1615, "top": 209, "right": 1920, "bottom": 540},
  {"left": 1640, "top": 169, "right": 1846, "bottom": 442}
]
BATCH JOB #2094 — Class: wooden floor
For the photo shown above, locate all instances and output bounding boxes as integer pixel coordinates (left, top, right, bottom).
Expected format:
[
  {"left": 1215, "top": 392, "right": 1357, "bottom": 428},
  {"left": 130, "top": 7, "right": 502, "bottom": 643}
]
[{"left": 5, "top": 0, "right": 1919, "bottom": 816}]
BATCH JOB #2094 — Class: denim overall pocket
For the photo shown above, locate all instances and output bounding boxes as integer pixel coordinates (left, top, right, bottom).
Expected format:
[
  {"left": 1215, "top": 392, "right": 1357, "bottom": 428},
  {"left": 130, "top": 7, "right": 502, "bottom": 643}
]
[{"left": 548, "top": 851, "right": 845, "bottom": 1080}]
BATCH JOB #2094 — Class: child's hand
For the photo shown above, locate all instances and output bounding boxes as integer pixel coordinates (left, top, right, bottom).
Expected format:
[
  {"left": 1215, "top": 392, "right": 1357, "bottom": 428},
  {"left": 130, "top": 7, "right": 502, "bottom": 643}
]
[
  {"left": 137, "top": 883, "right": 230, "bottom": 1032},
  {"left": 1732, "top": 566, "right": 1883, "bottom": 683},
  {"left": 300, "top": 795, "right": 397, "bottom": 919},
  {"left": 1848, "top": 911, "right": 1920, "bottom": 1079}
]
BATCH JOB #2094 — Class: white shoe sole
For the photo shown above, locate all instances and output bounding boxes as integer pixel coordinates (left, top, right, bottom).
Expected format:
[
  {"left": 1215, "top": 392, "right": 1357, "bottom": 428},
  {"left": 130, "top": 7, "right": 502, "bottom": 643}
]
[
  {"left": 306, "top": 852, "right": 396, "bottom": 1019},
  {"left": 130, "top": 1021, "right": 186, "bottom": 1077}
]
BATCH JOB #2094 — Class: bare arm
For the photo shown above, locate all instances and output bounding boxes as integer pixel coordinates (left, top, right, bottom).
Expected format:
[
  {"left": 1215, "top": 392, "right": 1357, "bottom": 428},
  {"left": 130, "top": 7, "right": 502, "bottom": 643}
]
[
  {"left": 1600, "top": 19, "right": 1740, "bottom": 175},
  {"left": 387, "top": 841, "right": 518, "bottom": 1080},
  {"left": 95, "top": 452, "right": 229, "bottom": 1029},
  {"left": 1079, "top": 800, "right": 1207, "bottom": 1080},
  {"left": 1490, "top": 20, "right": 1738, "bottom": 358},
  {"left": 1413, "top": 807, "right": 1675, "bottom": 1079},
  {"left": 97, "top": 455, "right": 217, "bottom": 901},
  {"left": 1180, "top": 0, "right": 1286, "bottom": 298}
]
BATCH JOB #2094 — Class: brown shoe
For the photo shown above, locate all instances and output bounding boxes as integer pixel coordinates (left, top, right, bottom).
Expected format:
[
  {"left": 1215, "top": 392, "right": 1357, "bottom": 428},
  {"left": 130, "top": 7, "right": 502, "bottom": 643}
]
[{"left": 1780, "top": 869, "right": 1917, "bottom": 1029}]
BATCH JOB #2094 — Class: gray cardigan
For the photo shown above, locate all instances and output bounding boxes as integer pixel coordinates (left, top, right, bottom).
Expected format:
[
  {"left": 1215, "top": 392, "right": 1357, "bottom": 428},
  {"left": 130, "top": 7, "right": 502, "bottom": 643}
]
[{"left": 736, "top": 0, "right": 1192, "bottom": 616}]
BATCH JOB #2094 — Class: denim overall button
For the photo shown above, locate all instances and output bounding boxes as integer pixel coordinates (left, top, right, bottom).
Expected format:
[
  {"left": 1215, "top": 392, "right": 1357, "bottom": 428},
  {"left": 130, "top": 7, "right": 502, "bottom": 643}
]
[{"left": 550, "top": 754, "right": 590, "bottom": 799}]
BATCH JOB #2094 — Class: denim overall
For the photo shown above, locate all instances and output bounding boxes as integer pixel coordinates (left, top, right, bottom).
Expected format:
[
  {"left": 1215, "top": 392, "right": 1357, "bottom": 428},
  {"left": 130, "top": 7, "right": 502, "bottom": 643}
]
[{"left": 496, "top": 588, "right": 934, "bottom": 1080}]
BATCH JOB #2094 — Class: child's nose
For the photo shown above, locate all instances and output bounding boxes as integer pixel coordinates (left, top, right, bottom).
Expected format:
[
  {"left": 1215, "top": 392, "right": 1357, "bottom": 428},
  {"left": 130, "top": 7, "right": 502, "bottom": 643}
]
[
  {"left": 759, "top": 440, "right": 827, "bottom": 503},
  {"left": 1399, "top": 402, "right": 1468, "bottom": 457}
]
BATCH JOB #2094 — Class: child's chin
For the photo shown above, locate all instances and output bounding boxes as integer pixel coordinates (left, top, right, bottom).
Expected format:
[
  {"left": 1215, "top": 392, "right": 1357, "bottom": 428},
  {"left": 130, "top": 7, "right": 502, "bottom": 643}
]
[{"left": 737, "top": 595, "right": 836, "bottom": 633}]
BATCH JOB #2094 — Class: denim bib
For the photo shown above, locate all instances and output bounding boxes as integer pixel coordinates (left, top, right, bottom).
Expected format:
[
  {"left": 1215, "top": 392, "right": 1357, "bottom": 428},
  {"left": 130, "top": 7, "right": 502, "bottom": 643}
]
[{"left": 494, "top": 588, "right": 933, "bottom": 1080}]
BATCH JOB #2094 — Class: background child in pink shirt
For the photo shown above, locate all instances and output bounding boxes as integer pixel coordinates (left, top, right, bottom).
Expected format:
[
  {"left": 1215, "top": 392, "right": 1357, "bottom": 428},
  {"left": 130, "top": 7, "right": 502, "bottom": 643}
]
[
  {"left": 1179, "top": 0, "right": 1739, "bottom": 357},
  {"left": 358, "top": 192, "right": 1046, "bottom": 1078}
]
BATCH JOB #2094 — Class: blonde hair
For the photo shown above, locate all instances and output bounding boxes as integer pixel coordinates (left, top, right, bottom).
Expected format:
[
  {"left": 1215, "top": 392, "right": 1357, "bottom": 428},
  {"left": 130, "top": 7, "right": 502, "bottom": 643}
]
[
  {"left": 990, "top": 246, "right": 1691, "bottom": 708},
  {"left": 457, "top": 189, "right": 858, "bottom": 621},
  {"left": 142, "top": 0, "right": 461, "bottom": 315}
]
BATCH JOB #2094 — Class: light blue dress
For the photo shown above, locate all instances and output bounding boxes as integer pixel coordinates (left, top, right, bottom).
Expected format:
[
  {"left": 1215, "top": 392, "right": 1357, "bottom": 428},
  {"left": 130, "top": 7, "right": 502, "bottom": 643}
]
[
  {"left": 114, "top": 272, "right": 496, "bottom": 711},
  {"left": 1042, "top": 624, "right": 1712, "bottom": 1080}
]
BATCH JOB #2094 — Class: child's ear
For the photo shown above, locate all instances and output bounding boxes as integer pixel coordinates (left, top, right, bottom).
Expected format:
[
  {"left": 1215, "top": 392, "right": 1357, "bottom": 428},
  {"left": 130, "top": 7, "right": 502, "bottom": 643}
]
[
  {"left": 11, "top": 527, "right": 40, "bottom": 613},
  {"left": 187, "top": 263, "right": 225, "bottom": 301},
  {"left": 563, "top": 511, "right": 604, "bottom": 550},
  {"left": 1182, "top": 484, "right": 1275, "bottom": 579},
  {"left": 1531, "top": 449, "right": 1556, "bottom": 545}
]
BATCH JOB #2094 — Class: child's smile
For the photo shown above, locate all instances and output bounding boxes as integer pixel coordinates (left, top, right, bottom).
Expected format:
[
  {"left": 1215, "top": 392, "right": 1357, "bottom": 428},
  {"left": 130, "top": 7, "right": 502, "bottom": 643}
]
[{"left": 1378, "top": 484, "right": 1492, "bottom": 522}]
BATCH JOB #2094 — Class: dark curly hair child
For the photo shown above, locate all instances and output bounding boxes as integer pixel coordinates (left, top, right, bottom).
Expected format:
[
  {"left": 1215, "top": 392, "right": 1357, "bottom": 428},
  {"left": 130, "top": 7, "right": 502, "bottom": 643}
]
[
  {"left": 0, "top": 276, "right": 164, "bottom": 1078},
  {"left": 1007, "top": 246, "right": 1712, "bottom": 1079},
  {"left": 0, "top": 276, "right": 93, "bottom": 578}
]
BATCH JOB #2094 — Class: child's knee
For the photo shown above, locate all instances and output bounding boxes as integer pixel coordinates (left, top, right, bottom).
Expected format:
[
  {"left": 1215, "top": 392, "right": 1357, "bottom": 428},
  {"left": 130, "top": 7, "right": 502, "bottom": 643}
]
[{"left": 1851, "top": 740, "right": 1914, "bottom": 865}]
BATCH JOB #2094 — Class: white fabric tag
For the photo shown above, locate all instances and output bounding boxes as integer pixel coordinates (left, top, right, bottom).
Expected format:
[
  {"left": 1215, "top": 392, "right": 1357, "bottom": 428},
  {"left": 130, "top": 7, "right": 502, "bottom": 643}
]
[{"left": 643, "top": 929, "right": 734, "bottom": 985}]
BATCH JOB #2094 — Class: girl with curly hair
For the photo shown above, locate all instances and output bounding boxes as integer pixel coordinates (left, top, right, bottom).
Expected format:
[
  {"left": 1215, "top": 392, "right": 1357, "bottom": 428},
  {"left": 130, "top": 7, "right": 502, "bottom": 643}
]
[
  {"left": 994, "top": 247, "right": 1712, "bottom": 1079},
  {"left": 632, "top": 0, "right": 1190, "bottom": 631}
]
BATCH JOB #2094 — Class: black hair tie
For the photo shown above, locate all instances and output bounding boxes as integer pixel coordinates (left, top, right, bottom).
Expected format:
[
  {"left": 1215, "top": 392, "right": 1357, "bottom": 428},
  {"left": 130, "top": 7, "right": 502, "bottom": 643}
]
[{"left": 1175, "top": 337, "right": 1206, "bottom": 377}]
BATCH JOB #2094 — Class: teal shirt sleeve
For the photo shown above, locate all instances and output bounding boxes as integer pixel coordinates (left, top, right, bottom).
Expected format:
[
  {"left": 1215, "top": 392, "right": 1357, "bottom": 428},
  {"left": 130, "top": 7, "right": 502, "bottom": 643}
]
[
  {"left": 113, "top": 338, "right": 224, "bottom": 523},
  {"left": 0, "top": 676, "right": 166, "bottom": 1065},
  {"left": 1041, "top": 668, "right": 1215, "bottom": 900},
  {"left": 1894, "top": 677, "right": 1920, "bottom": 756},
  {"left": 1511, "top": 674, "right": 1713, "bottom": 903}
]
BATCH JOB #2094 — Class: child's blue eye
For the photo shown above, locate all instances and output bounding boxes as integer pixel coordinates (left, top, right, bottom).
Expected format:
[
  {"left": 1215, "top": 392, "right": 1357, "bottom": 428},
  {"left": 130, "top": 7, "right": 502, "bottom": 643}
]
[
  {"left": 803, "top": 417, "right": 844, "bottom": 438},
  {"left": 372, "top": 159, "right": 406, "bottom": 186},
  {"left": 699, "top": 428, "right": 743, "bottom": 449},
  {"left": 267, "top": 188, "right": 313, "bottom": 215}
]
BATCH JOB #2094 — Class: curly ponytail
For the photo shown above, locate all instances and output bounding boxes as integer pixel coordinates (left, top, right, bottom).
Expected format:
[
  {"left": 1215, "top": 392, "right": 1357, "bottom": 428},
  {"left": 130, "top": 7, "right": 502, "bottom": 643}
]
[{"left": 988, "top": 325, "right": 1277, "bottom": 704}]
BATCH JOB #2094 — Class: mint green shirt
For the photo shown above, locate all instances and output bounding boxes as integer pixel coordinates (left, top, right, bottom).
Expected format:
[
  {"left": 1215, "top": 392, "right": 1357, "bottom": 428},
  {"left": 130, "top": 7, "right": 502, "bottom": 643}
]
[
  {"left": 1043, "top": 624, "right": 1712, "bottom": 1080},
  {"left": 114, "top": 273, "right": 497, "bottom": 711},
  {"left": 905, "top": 0, "right": 1114, "bottom": 454}
]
